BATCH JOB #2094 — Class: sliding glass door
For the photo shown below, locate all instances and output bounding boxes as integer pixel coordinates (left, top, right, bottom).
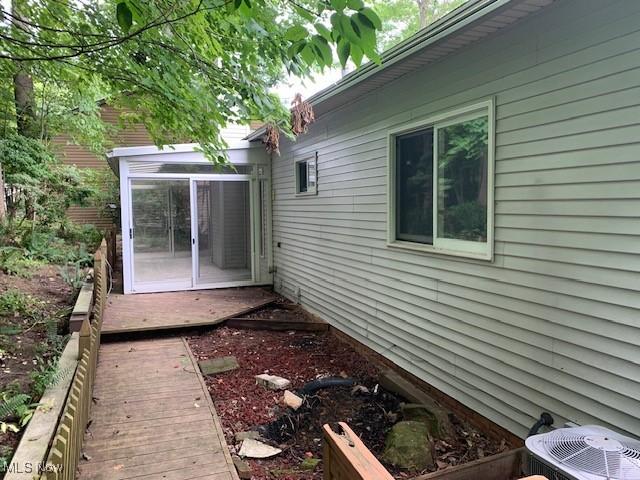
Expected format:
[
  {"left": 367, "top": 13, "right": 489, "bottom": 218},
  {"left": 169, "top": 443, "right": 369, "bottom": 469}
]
[
  {"left": 129, "top": 176, "right": 253, "bottom": 291},
  {"left": 130, "top": 179, "right": 192, "bottom": 288},
  {"left": 194, "top": 180, "right": 252, "bottom": 285}
]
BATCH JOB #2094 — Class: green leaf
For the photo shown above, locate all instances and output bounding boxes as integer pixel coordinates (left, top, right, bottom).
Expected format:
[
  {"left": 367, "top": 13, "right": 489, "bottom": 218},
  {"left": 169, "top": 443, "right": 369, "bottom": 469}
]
[
  {"left": 352, "top": 13, "right": 376, "bottom": 47},
  {"left": 287, "top": 40, "right": 306, "bottom": 59},
  {"left": 311, "top": 35, "right": 333, "bottom": 67},
  {"left": 339, "top": 14, "right": 359, "bottom": 42},
  {"left": 285, "top": 25, "right": 309, "bottom": 42},
  {"left": 300, "top": 43, "right": 316, "bottom": 65},
  {"left": 330, "top": 0, "right": 347, "bottom": 11},
  {"left": 315, "top": 23, "right": 332, "bottom": 42},
  {"left": 359, "top": 7, "right": 382, "bottom": 30},
  {"left": 350, "top": 43, "right": 363, "bottom": 66},
  {"left": 337, "top": 39, "right": 350, "bottom": 67},
  {"left": 126, "top": 0, "right": 144, "bottom": 22},
  {"left": 347, "top": 0, "right": 365, "bottom": 10},
  {"left": 294, "top": 4, "right": 316, "bottom": 22},
  {"left": 116, "top": 2, "right": 133, "bottom": 34},
  {"left": 355, "top": 11, "right": 374, "bottom": 29}
]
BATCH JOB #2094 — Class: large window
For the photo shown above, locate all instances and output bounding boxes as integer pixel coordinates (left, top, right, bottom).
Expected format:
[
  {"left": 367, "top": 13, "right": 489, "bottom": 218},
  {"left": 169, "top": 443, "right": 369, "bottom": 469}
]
[{"left": 389, "top": 101, "right": 493, "bottom": 259}]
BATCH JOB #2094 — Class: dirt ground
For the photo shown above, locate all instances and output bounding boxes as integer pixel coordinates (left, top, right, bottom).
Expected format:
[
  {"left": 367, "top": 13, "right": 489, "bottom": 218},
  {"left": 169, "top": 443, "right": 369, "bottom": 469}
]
[
  {"left": 188, "top": 317, "right": 509, "bottom": 480},
  {"left": 0, "top": 267, "right": 75, "bottom": 463}
]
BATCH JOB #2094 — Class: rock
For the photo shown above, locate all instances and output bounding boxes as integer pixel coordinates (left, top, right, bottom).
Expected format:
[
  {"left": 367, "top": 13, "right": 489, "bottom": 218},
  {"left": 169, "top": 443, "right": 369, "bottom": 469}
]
[
  {"left": 255, "top": 373, "right": 291, "bottom": 390},
  {"left": 198, "top": 356, "right": 239, "bottom": 375},
  {"left": 232, "top": 456, "right": 252, "bottom": 479},
  {"left": 238, "top": 439, "right": 282, "bottom": 459},
  {"left": 300, "top": 457, "right": 321, "bottom": 470},
  {"left": 283, "top": 390, "right": 303, "bottom": 410},
  {"left": 382, "top": 421, "right": 435, "bottom": 471},
  {"left": 235, "top": 430, "right": 262, "bottom": 443},
  {"left": 380, "top": 371, "right": 454, "bottom": 439},
  {"left": 401, "top": 403, "right": 454, "bottom": 439}
]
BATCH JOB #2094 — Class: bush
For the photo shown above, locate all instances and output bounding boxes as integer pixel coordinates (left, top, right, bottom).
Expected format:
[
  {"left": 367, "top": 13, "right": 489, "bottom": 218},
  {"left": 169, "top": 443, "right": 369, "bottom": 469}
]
[{"left": 0, "top": 134, "right": 95, "bottom": 226}]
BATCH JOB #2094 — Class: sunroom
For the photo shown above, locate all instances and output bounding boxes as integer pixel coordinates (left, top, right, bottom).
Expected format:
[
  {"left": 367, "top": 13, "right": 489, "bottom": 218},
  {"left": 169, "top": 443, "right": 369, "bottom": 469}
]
[{"left": 107, "top": 142, "right": 272, "bottom": 294}]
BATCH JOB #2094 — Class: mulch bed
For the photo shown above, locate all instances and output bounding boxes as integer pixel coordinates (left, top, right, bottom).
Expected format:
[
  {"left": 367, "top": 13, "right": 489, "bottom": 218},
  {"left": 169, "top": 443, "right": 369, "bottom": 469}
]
[
  {"left": 187, "top": 321, "right": 509, "bottom": 480},
  {"left": 0, "top": 267, "right": 75, "bottom": 462}
]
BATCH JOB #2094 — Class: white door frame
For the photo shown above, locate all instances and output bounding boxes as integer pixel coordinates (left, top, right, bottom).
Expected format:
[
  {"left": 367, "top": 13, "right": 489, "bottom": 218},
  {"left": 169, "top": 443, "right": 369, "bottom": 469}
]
[{"left": 124, "top": 170, "right": 258, "bottom": 294}]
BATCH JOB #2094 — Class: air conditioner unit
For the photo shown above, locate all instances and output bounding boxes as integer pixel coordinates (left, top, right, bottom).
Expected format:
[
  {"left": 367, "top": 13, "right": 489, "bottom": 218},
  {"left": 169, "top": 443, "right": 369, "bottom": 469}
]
[{"left": 525, "top": 425, "right": 640, "bottom": 480}]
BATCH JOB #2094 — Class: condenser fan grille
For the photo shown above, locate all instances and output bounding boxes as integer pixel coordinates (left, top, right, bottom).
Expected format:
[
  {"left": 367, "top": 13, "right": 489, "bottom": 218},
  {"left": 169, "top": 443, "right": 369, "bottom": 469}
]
[{"left": 541, "top": 428, "right": 640, "bottom": 479}]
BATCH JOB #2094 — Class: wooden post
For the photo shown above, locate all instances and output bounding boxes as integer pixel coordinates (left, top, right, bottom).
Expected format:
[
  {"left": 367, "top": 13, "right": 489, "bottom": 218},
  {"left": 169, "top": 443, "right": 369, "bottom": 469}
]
[
  {"left": 78, "top": 319, "right": 90, "bottom": 361},
  {"left": 322, "top": 423, "right": 394, "bottom": 480}
]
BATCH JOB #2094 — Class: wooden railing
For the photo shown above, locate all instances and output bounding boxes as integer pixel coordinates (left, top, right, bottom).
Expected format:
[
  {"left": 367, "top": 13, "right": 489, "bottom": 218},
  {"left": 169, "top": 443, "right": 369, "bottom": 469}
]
[{"left": 40, "top": 240, "right": 108, "bottom": 480}]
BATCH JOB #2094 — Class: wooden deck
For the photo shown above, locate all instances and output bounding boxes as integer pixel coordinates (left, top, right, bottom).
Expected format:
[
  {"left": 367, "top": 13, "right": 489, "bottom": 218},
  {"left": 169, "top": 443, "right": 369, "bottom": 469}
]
[
  {"left": 102, "top": 288, "right": 276, "bottom": 334},
  {"left": 78, "top": 337, "right": 239, "bottom": 480}
]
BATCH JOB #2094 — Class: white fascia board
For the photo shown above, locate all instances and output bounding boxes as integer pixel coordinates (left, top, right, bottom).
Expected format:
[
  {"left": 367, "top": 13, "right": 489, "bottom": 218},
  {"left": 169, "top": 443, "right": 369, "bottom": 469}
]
[{"left": 107, "top": 140, "right": 257, "bottom": 159}]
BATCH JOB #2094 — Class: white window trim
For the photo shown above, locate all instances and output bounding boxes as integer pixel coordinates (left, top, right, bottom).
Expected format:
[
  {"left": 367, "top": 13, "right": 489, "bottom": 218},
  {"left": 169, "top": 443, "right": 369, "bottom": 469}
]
[
  {"left": 387, "top": 99, "right": 495, "bottom": 261},
  {"left": 294, "top": 154, "right": 318, "bottom": 196}
]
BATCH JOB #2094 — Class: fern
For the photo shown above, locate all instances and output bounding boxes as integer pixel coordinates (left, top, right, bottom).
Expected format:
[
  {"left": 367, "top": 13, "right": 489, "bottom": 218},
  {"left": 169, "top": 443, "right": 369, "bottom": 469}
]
[{"left": 0, "top": 393, "right": 29, "bottom": 420}]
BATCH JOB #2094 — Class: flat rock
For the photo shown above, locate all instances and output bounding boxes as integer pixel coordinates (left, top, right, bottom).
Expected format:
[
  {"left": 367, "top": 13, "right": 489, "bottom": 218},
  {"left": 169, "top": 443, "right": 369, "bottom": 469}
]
[
  {"left": 283, "top": 390, "right": 303, "bottom": 410},
  {"left": 255, "top": 373, "right": 291, "bottom": 390},
  {"left": 238, "top": 439, "right": 282, "bottom": 459},
  {"left": 199, "top": 356, "right": 239, "bottom": 375},
  {"left": 232, "top": 456, "right": 252, "bottom": 479}
]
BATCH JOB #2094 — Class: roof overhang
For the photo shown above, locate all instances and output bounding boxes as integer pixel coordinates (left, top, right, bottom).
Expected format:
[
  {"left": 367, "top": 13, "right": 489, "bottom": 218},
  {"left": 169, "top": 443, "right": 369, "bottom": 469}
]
[
  {"left": 247, "top": 0, "right": 554, "bottom": 142},
  {"left": 106, "top": 141, "right": 266, "bottom": 176}
]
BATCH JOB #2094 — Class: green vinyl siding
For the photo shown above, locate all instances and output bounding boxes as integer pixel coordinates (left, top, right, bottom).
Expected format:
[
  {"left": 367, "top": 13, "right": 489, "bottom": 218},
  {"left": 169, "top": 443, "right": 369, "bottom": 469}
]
[{"left": 271, "top": 0, "right": 640, "bottom": 439}]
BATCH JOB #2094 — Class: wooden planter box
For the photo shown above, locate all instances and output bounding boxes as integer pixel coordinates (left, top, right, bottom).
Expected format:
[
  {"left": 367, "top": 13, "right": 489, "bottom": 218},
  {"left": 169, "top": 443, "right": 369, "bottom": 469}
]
[{"left": 409, "top": 448, "right": 527, "bottom": 480}]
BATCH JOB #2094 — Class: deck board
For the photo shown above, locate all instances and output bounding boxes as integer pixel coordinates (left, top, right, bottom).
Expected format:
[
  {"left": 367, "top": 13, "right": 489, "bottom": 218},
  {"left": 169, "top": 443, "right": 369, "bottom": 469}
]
[
  {"left": 78, "top": 338, "right": 239, "bottom": 480},
  {"left": 102, "top": 288, "right": 276, "bottom": 334}
]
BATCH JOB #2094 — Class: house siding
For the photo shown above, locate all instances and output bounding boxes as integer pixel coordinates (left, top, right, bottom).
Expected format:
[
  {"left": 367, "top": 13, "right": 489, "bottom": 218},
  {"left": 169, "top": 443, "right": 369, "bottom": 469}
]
[{"left": 271, "top": 0, "right": 640, "bottom": 439}]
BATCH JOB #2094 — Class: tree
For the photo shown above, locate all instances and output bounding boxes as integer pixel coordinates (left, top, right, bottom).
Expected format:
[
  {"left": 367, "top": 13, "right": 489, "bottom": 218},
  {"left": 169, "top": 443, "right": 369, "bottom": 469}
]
[
  {"left": 370, "top": 0, "right": 465, "bottom": 51},
  {"left": 0, "top": 0, "right": 384, "bottom": 161}
]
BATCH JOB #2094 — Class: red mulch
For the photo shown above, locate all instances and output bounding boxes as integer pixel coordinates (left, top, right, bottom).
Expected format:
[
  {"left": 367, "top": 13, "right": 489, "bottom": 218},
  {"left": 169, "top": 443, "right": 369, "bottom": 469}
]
[{"left": 187, "top": 325, "right": 509, "bottom": 480}]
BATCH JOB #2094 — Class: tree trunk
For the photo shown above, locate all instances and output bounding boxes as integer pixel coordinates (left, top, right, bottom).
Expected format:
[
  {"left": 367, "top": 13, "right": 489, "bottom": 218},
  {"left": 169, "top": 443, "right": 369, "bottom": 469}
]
[
  {"left": 0, "top": 162, "right": 6, "bottom": 221},
  {"left": 12, "top": 0, "right": 37, "bottom": 139},
  {"left": 415, "top": 0, "right": 436, "bottom": 29},
  {"left": 14, "top": 71, "right": 37, "bottom": 138}
]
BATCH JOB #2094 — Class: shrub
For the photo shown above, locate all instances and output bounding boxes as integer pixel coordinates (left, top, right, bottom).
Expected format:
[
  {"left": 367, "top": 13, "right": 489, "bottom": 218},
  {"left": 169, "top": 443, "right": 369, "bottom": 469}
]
[{"left": 0, "top": 134, "right": 94, "bottom": 226}]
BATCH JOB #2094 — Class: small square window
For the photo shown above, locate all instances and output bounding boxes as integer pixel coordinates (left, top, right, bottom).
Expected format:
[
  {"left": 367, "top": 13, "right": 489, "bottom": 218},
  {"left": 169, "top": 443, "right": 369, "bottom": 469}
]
[{"left": 295, "top": 155, "right": 317, "bottom": 195}]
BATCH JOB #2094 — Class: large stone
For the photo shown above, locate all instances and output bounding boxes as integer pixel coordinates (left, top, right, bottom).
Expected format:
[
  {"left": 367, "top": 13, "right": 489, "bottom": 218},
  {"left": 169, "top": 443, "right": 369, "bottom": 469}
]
[
  {"left": 283, "top": 390, "right": 303, "bottom": 410},
  {"left": 382, "top": 421, "right": 435, "bottom": 471},
  {"left": 401, "top": 403, "right": 453, "bottom": 439},
  {"left": 238, "top": 438, "right": 282, "bottom": 459},
  {"left": 255, "top": 374, "right": 291, "bottom": 390},
  {"left": 198, "top": 356, "right": 239, "bottom": 375},
  {"left": 380, "top": 371, "right": 454, "bottom": 439}
]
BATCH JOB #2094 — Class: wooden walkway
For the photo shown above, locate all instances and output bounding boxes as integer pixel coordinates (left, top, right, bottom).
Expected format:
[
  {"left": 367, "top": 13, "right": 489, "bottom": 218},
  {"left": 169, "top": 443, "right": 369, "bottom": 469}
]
[
  {"left": 102, "top": 288, "right": 276, "bottom": 334},
  {"left": 78, "top": 337, "right": 239, "bottom": 480}
]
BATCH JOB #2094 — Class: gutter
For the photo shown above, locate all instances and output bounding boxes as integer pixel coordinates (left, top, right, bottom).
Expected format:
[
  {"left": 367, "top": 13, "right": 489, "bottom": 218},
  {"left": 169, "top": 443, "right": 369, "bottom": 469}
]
[{"left": 246, "top": 0, "right": 512, "bottom": 142}]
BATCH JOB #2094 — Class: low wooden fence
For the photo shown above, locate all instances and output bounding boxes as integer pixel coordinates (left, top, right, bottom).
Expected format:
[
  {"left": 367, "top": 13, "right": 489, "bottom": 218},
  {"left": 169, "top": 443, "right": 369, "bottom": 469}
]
[{"left": 40, "top": 240, "right": 108, "bottom": 480}]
